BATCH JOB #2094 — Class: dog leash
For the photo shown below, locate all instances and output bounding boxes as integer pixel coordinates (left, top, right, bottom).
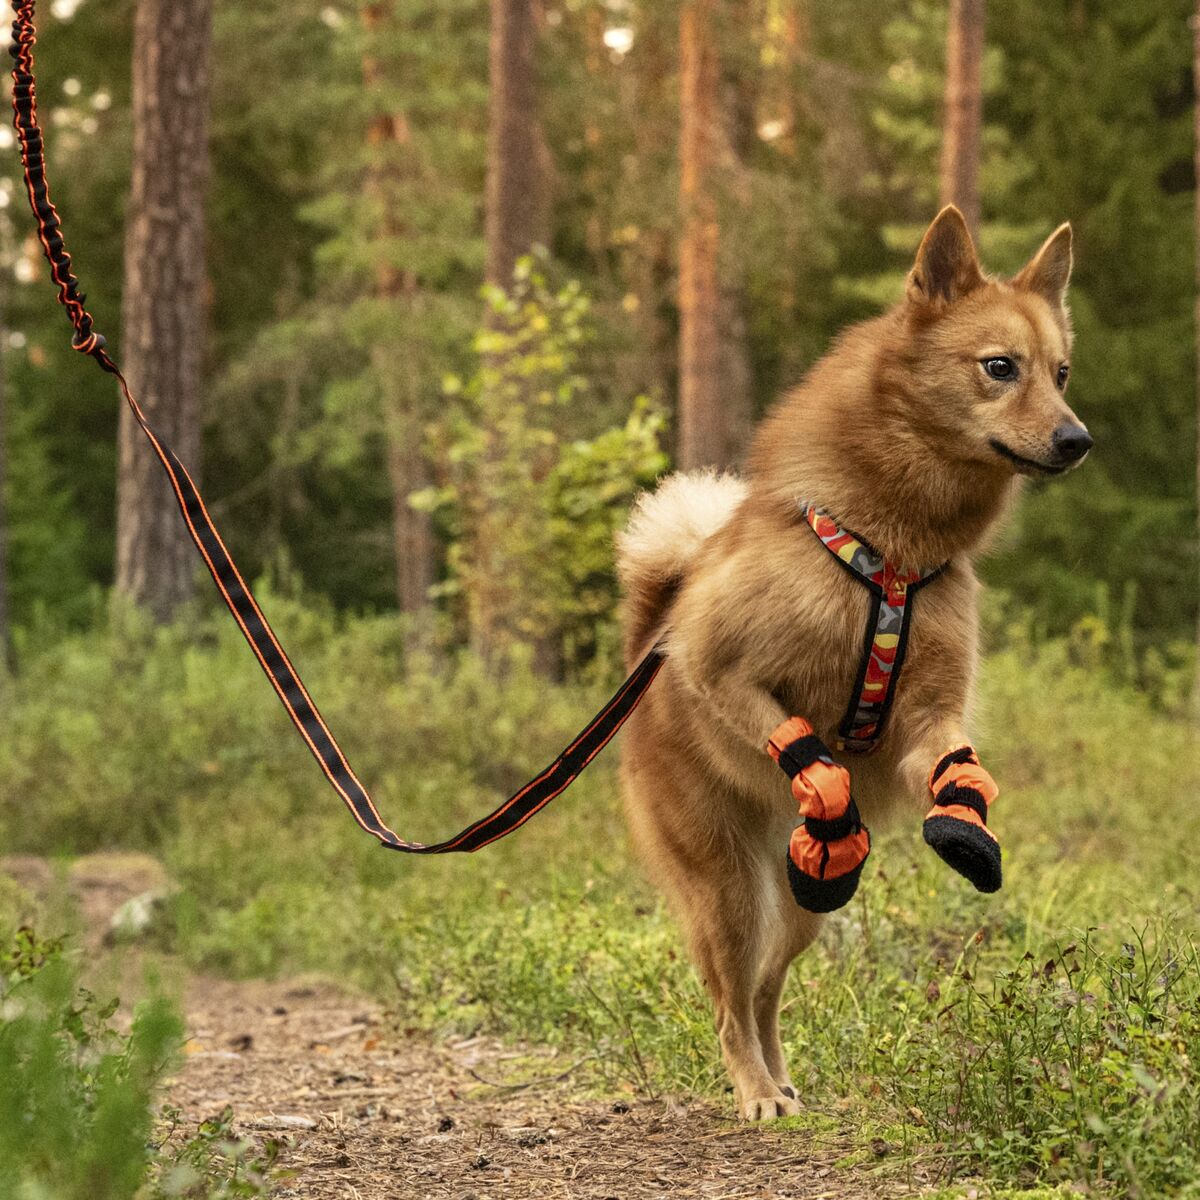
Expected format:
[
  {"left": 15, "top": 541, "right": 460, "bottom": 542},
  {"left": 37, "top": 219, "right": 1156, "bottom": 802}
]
[{"left": 8, "top": 0, "right": 666, "bottom": 853}]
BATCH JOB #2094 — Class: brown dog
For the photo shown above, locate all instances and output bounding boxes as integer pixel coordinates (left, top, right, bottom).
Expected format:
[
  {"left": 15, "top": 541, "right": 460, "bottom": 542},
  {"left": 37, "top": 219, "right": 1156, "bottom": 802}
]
[{"left": 616, "top": 207, "right": 1089, "bottom": 1120}]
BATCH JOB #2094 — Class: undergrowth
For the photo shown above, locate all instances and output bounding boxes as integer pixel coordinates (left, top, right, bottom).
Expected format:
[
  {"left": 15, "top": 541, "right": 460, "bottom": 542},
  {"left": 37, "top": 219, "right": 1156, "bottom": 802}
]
[
  {"left": 0, "top": 926, "right": 281, "bottom": 1199},
  {"left": 1, "top": 599, "right": 1198, "bottom": 1196}
]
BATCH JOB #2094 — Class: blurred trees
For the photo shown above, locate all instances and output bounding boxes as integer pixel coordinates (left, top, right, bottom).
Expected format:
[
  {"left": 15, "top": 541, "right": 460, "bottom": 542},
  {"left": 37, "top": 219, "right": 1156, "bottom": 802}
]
[
  {"left": 1194, "top": 0, "right": 1200, "bottom": 692},
  {"left": 115, "top": 0, "right": 213, "bottom": 622},
  {"left": 485, "top": 0, "right": 547, "bottom": 289},
  {"left": 362, "top": 1, "right": 436, "bottom": 618},
  {"left": 0, "top": 0, "right": 1194, "bottom": 675}
]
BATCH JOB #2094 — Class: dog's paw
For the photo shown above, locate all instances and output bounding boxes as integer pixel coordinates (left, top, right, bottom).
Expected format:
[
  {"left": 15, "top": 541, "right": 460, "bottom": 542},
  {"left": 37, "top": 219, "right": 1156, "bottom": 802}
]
[{"left": 739, "top": 1092, "right": 801, "bottom": 1121}]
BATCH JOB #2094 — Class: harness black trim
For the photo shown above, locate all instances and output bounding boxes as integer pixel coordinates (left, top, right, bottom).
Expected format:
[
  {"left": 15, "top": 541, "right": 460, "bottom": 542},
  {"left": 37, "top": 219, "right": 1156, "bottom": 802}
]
[{"left": 8, "top": 0, "right": 664, "bottom": 855}]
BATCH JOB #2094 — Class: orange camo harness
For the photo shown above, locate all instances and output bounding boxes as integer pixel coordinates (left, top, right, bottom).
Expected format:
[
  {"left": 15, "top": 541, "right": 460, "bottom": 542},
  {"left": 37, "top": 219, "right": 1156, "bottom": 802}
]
[
  {"left": 800, "top": 502, "right": 947, "bottom": 754},
  {"left": 765, "top": 508, "right": 1002, "bottom": 912}
]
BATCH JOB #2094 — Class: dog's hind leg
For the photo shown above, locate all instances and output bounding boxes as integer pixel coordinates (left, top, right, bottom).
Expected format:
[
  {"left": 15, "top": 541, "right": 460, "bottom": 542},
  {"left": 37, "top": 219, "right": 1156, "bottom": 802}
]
[
  {"left": 623, "top": 773, "right": 798, "bottom": 1118},
  {"left": 694, "top": 884, "right": 802, "bottom": 1119},
  {"left": 754, "top": 878, "right": 824, "bottom": 1098},
  {"left": 669, "top": 832, "right": 803, "bottom": 1121}
]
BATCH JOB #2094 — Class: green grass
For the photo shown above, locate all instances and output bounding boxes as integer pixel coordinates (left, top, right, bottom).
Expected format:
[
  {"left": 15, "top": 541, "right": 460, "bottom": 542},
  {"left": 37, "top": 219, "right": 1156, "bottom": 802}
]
[{"left": 1, "top": 601, "right": 1198, "bottom": 1196}]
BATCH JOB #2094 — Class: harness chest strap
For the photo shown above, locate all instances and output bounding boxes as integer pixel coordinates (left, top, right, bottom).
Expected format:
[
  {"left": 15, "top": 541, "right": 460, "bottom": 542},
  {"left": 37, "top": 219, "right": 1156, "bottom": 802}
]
[
  {"left": 772, "top": 505, "right": 1002, "bottom": 902},
  {"left": 801, "top": 503, "right": 947, "bottom": 754}
]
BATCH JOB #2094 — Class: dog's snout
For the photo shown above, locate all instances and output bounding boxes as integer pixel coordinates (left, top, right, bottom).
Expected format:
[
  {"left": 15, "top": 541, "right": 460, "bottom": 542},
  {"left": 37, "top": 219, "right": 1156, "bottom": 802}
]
[{"left": 1051, "top": 423, "right": 1093, "bottom": 463}]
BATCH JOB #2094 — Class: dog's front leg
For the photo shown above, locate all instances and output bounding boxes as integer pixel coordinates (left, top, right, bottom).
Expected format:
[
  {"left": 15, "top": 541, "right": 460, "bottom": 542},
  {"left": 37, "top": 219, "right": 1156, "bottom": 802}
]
[
  {"left": 898, "top": 722, "right": 1002, "bottom": 893},
  {"left": 679, "top": 646, "right": 872, "bottom": 915}
]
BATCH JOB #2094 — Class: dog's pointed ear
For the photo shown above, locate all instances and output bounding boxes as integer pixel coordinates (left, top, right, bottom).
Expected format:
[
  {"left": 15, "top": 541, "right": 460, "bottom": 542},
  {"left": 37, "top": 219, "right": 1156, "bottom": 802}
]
[
  {"left": 1013, "top": 223, "right": 1072, "bottom": 308},
  {"left": 906, "top": 206, "right": 984, "bottom": 306}
]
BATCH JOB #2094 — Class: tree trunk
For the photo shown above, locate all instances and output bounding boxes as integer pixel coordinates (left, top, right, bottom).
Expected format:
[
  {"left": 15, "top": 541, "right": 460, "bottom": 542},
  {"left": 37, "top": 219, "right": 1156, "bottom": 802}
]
[
  {"left": 939, "top": 0, "right": 984, "bottom": 241},
  {"left": 485, "top": 0, "right": 545, "bottom": 288},
  {"left": 1193, "top": 0, "right": 1200, "bottom": 716},
  {"left": 0, "top": 285, "right": 11, "bottom": 669},
  {"left": 473, "top": 0, "right": 548, "bottom": 666},
  {"left": 678, "top": 0, "right": 752, "bottom": 471},
  {"left": 115, "top": 0, "right": 212, "bottom": 622},
  {"left": 364, "top": 2, "right": 435, "bottom": 619}
]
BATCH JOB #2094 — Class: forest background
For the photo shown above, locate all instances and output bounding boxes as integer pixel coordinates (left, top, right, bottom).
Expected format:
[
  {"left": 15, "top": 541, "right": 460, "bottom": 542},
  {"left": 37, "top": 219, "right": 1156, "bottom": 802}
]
[{"left": 2, "top": 2, "right": 1200, "bottom": 1197}]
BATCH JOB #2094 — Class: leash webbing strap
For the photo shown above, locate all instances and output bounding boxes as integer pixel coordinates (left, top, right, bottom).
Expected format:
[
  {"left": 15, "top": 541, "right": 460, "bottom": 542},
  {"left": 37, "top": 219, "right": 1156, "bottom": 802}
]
[{"left": 8, "top": 0, "right": 665, "bottom": 853}]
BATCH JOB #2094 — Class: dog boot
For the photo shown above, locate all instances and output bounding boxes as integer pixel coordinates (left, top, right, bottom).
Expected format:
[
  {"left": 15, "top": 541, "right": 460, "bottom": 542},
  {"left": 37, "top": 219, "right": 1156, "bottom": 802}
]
[
  {"left": 922, "top": 744, "right": 1002, "bottom": 893},
  {"left": 767, "top": 717, "right": 871, "bottom": 913}
]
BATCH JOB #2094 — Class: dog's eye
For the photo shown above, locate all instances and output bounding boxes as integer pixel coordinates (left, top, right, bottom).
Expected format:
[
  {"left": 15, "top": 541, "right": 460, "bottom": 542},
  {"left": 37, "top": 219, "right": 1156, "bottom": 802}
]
[
  {"left": 981, "top": 356, "right": 1017, "bottom": 381},
  {"left": 1056, "top": 364, "right": 1070, "bottom": 389}
]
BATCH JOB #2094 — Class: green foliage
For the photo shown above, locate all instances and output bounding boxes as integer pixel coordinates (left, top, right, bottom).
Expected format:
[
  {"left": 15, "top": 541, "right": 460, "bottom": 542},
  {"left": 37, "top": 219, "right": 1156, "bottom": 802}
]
[
  {"left": 416, "top": 256, "right": 667, "bottom": 660},
  {"left": 0, "top": 0, "right": 1189, "bottom": 654},
  {"left": 154, "top": 1106, "right": 282, "bottom": 1200},
  {"left": 0, "top": 927, "right": 179, "bottom": 1198},
  {"left": 0, "top": 926, "right": 282, "bottom": 1199}
]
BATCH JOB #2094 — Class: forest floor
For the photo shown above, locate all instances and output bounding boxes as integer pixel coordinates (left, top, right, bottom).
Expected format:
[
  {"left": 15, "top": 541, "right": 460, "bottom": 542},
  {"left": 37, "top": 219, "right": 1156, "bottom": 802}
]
[
  {"left": 172, "top": 974, "right": 916, "bottom": 1200},
  {"left": 5, "top": 851, "right": 935, "bottom": 1200}
]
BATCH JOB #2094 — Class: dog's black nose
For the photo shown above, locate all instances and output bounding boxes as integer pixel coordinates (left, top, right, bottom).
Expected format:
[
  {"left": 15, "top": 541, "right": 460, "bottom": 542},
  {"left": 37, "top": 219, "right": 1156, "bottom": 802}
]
[{"left": 1052, "top": 423, "right": 1093, "bottom": 462}]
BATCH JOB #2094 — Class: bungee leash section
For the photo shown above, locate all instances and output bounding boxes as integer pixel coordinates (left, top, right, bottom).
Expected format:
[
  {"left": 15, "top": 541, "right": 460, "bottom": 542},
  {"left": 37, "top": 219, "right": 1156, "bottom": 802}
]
[{"left": 8, "top": 0, "right": 666, "bottom": 854}]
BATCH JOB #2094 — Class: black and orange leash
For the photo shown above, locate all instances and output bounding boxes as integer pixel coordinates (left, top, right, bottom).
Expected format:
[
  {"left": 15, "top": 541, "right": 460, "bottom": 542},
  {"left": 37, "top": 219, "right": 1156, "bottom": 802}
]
[{"left": 7, "top": 0, "right": 666, "bottom": 854}]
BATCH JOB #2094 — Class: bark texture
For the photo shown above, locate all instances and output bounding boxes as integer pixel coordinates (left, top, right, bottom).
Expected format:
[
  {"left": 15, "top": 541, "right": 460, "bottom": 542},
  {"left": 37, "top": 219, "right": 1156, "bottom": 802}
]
[
  {"left": 0, "top": 288, "right": 10, "bottom": 666},
  {"left": 485, "top": 0, "right": 545, "bottom": 288},
  {"left": 364, "top": 2, "right": 435, "bottom": 616},
  {"left": 1193, "top": 0, "right": 1200, "bottom": 712},
  {"left": 939, "top": 0, "right": 985, "bottom": 240},
  {"left": 678, "top": 0, "right": 752, "bottom": 471},
  {"left": 115, "top": 0, "right": 213, "bottom": 621},
  {"left": 473, "top": 0, "right": 549, "bottom": 664}
]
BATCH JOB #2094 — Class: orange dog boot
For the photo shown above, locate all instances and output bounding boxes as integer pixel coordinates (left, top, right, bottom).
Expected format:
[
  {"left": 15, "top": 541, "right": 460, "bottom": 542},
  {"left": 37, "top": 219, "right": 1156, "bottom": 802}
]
[
  {"left": 767, "top": 718, "right": 871, "bottom": 913},
  {"left": 922, "top": 745, "right": 1002, "bottom": 893}
]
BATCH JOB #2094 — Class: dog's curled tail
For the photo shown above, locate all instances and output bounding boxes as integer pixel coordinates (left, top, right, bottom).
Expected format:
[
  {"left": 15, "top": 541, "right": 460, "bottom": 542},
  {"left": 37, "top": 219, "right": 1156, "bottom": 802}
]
[{"left": 616, "top": 470, "right": 747, "bottom": 661}]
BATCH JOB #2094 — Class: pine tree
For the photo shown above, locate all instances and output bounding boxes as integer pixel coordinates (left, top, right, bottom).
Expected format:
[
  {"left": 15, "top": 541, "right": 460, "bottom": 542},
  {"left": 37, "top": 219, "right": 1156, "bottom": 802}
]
[
  {"left": 939, "top": 0, "right": 984, "bottom": 238},
  {"left": 678, "top": 0, "right": 752, "bottom": 470},
  {"left": 363, "top": 1, "right": 435, "bottom": 618},
  {"left": 485, "top": 0, "right": 546, "bottom": 289},
  {"left": 114, "top": 0, "right": 213, "bottom": 621},
  {"left": 1193, "top": 0, "right": 1200, "bottom": 705}
]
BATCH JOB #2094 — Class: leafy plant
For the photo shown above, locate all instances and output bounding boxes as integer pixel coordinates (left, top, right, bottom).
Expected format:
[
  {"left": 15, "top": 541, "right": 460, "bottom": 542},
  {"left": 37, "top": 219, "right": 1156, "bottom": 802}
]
[
  {"left": 415, "top": 254, "right": 668, "bottom": 665},
  {"left": 0, "top": 927, "right": 180, "bottom": 1198}
]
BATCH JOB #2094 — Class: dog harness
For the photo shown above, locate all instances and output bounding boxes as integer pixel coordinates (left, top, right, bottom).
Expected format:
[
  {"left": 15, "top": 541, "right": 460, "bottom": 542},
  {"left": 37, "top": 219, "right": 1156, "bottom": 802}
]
[
  {"left": 765, "top": 506, "right": 1001, "bottom": 912},
  {"left": 801, "top": 502, "right": 947, "bottom": 753}
]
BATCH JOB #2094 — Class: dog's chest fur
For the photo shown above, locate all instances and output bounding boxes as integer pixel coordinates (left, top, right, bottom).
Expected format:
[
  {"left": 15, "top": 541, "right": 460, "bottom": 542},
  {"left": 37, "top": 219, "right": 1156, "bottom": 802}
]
[{"left": 661, "top": 494, "right": 980, "bottom": 816}]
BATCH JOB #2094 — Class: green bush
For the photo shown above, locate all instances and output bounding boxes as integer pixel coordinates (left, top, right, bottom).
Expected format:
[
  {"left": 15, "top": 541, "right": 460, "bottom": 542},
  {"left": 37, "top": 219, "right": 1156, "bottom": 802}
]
[
  {"left": 0, "top": 927, "right": 179, "bottom": 1199},
  {"left": 0, "top": 927, "right": 282, "bottom": 1199}
]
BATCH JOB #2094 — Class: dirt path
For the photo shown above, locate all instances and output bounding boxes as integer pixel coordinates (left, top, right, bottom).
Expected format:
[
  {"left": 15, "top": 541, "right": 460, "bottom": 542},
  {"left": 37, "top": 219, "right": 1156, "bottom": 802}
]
[
  {"left": 4, "top": 853, "right": 934, "bottom": 1199},
  {"left": 169, "top": 976, "right": 918, "bottom": 1200}
]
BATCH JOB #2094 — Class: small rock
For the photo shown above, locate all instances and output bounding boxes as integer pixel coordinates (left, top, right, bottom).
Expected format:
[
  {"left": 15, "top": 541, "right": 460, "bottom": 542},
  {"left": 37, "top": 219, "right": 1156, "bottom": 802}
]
[
  {"left": 501, "top": 1126, "right": 546, "bottom": 1147},
  {"left": 105, "top": 889, "right": 173, "bottom": 944},
  {"left": 250, "top": 1115, "right": 317, "bottom": 1131}
]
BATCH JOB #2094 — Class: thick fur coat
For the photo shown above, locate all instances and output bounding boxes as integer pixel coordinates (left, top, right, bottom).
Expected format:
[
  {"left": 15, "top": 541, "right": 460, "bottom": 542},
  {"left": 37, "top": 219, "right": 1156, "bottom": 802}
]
[{"left": 616, "top": 207, "right": 1089, "bottom": 1120}]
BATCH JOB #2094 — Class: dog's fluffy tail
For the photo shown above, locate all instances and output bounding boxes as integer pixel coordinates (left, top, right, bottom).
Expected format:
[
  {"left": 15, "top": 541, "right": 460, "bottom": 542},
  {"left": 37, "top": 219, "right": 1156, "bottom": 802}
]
[{"left": 616, "top": 471, "right": 747, "bottom": 660}]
